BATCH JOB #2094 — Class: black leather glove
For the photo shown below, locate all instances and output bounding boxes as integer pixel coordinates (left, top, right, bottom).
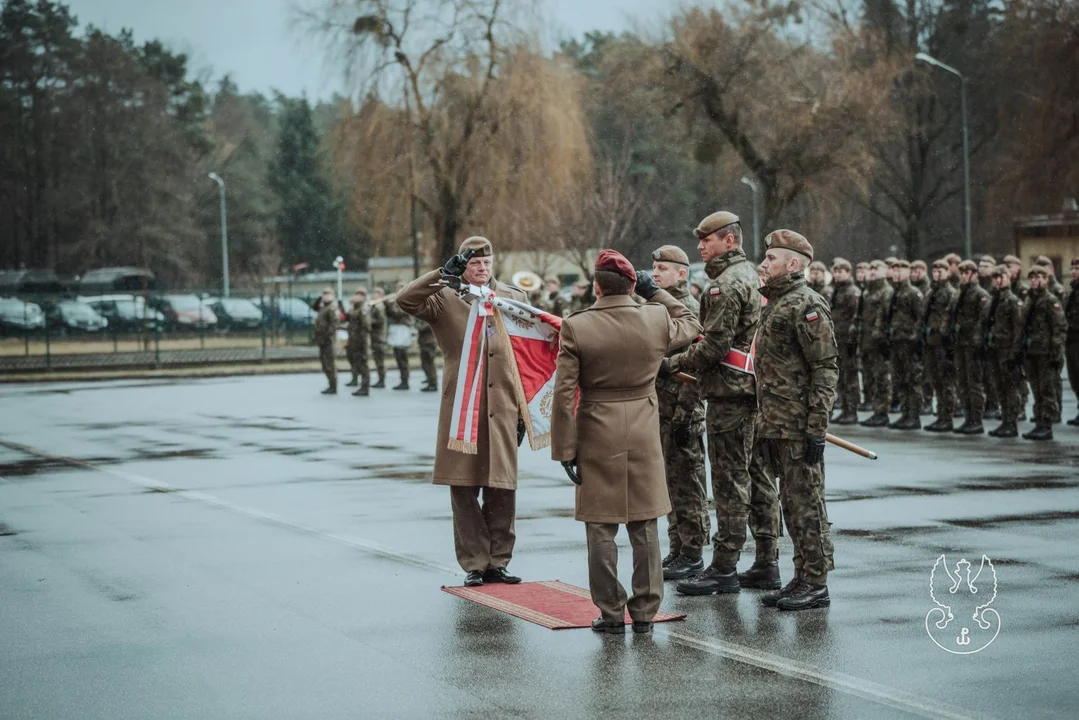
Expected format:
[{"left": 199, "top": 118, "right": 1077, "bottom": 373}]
[
  {"left": 441, "top": 247, "right": 476, "bottom": 277},
  {"left": 561, "top": 459, "right": 582, "bottom": 485},
  {"left": 635, "top": 270, "right": 660, "bottom": 300},
  {"left": 658, "top": 357, "right": 672, "bottom": 379},
  {"left": 673, "top": 425, "right": 695, "bottom": 448},
  {"left": 804, "top": 435, "right": 826, "bottom": 465},
  {"left": 517, "top": 419, "right": 526, "bottom": 447}
]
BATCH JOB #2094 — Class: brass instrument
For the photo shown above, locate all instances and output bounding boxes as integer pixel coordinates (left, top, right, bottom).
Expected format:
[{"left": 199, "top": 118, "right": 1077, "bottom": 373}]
[{"left": 511, "top": 271, "right": 543, "bottom": 294}]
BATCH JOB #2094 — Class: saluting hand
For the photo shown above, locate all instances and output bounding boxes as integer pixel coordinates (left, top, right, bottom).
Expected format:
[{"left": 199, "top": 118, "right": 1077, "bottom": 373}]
[
  {"left": 441, "top": 247, "right": 476, "bottom": 277},
  {"left": 634, "top": 270, "right": 660, "bottom": 300}
]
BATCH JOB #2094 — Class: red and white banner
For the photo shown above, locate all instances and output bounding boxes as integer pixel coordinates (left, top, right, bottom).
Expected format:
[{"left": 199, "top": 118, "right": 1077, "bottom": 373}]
[{"left": 448, "top": 285, "right": 563, "bottom": 454}]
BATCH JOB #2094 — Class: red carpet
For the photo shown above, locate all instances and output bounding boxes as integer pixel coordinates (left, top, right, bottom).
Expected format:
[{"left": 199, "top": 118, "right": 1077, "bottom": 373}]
[{"left": 441, "top": 580, "right": 687, "bottom": 630}]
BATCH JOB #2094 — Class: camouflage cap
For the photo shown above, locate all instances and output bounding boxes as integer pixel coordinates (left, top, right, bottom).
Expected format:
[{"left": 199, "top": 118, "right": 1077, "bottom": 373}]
[
  {"left": 831, "top": 257, "right": 852, "bottom": 271},
  {"left": 991, "top": 264, "right": 1009, "bottom": 278},
  {"left": 944, "top": 253, "right": 962, "bottom": 264},
  {"left": 763, "top": 229, "right": 813, "bottom": 261},
  {"left": 459, "top": 236, "right": 493, "bottom": 257},
  {"left": 891, "top": 258, "right": 911, "bottom": 269},
  {"left": 884, "top": 256, "right": 898, "bottom": 265},
  {"left": 958, "top": 260, "right": 978, "bottom": 272},
  {"left": 651, "top": 244, "right": 690, "bottom": 266},
  {"left": 1034, "top": 254, "right": 1052, "bottom": 266},
  {"left": 694, "top": 211, "right": 740, "bottom": 240},
  {"left": 911, "top": 259, "right": 928, "bottom": 270},
  {"left": 855, "top": 261, "right": 870, "bottom": 269},
  {"left": 809, "top": 260, "right": 827, "bottom": 272},
  {"left": 932, "top": 259, "right": 949, "bottom": 270},
  {"left": 978, "top": 255, "right": 996, "bottom": 265},
  {"left": 353, "top": 287, "right": 368, "bottom": 296},
  {"left": 1003, "top": 254, "right": 1022, "bottom": 265},
  {"left": 870, "top": 259, "right": 887, "bottom": 270},
  {"left": 1029, "top": 265, "right": 1049, "bottom": 278}
]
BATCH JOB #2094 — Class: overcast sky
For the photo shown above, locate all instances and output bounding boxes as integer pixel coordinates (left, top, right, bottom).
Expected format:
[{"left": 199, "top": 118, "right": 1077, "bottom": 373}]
[{"left": 66, "top": 0, "right": 673, "bottom": 99}]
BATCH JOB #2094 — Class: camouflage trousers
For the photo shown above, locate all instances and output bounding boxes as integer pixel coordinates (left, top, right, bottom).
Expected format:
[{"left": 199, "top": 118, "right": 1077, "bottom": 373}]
[
  {"left": 990, "top": 350, "right": 1021, "bottom": 423},
  {"left": 926, "top": 344, "right": 956, "bottom": 422},
  {"left": 1025, "top": 354, "right": 1061, "bottom": 428},
  {"left": 758, "top": 438, "right": 834, "bottom": 586},
  {"left": 861, "top": 347, "right": 892, "bottom": 415},
  {"left": 956, "top": 345, "right": 986, "bottom": 422},
  {"left": 394, "top": 347, "right": 410, "bottom": 383},
  {"left": 1067, "top": 341, "right": 1079, "bottom": 414},
  {"left": 371, "top": 339, "right": 386, "bottom": 382},
  {"left": 319, "top": 342, "right": 337, "bottom": 390},
  {"left": 659, "top": 421, "right": 710, "bottom": 560},
  {"left": 836, "top": 342, "right": 860, "bottom": 414},
  {"left": 419, "top": 339, "right": 439, "bottom": 386},
  {"left": 706, "top": 400, "right": 780, "bottom": 566},
  {"left": 891, "top": 341, "right": 922, "bottom": 418},
  {"left": 347, "top": 340, "right": 369, "bottom": 385}
]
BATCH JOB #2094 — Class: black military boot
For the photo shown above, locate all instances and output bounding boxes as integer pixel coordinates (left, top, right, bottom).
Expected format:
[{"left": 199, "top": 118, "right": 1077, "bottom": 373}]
[
  {"left": 345, "top": 375, "right": 358, "bottom": 387},
  {"left": 1022, "top": 425, "right": 1053, "bottom": 441},
  {"left": 372, "top": 375, "right": 386, "bottom": 389},
  {"left": 662, "top": 550, "right": 680, "bottom": 568},
  {"left": 989, "top": 421, "right": 1018, "bottom": 438},
  {"left": 1067, "top": 415, "right": 1079, "bottom": 427},
  {"left": 924, "top": 419, "right": 953, "bottom": 433},
  {"left": 663, "top": 554, "right": 704, "bottom": 581},
  {"left": 421, "top": 383, "right": 438, "bottom": 393},
  {"left": 777, "top": 582, "right": 831, "bottom": 611},
  {"left": 761, "top": 577, "right": 803, "bottom": 607},
  {"left": 833, "top": 409, "right": 859, "bottom": 425},
  {"left": 860, "top": 412, "right": 890, "bottom": 427},
  {"left": 321, "top": 386, "right": 337, "bottom": 395},
  {"left": 393, "top": 381, "right": 409, "bottom": 391},
  {"left": 955, "top": 420, "right": 985, "bottom": 435},
  {"left": 675, "top": 560, "right": 739, "bottom": 595},
  {"left": 738, "top": 560, "right": 781, "bottom": 590},
  {"left": 894, "top": 416, "right": 921, "bottom": 430},
  {"left": 352, "top": 384, "right": 369, "bottom": 397}
]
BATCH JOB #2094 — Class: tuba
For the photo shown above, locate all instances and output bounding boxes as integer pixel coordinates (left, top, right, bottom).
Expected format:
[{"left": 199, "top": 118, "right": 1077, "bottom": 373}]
[{"left": 512, "top": 271, "right": 543, "bottom": 294}]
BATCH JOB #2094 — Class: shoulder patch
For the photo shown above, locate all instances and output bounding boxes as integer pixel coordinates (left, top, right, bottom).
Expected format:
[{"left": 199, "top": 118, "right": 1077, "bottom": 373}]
[
  {"left": 805, "top": 310, "right": 820, "bottom": 322},
  {"left": 709, "top": 287, "right": 721, "bottom": 296}
]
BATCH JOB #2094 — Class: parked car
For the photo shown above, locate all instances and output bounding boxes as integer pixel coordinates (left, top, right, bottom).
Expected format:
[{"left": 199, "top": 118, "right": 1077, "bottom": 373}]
[
  {"left": 152, "top": 294, "right": 218, "bottom": 331},
  {"left": 262, "top": 296, "right": 317, "bottom": 329},
  {"left": 79, "top": 294, "right": 165, "bottom": 332},
  {"left": 0, "top": 297, "right": 46, "bottom": 334},
  {"left": 202, "top": 297, "right": 263, "bottom": 331},
  {"left": 45, "top": 300, "right": 109, "bottom": 334},
  {"left": 78, "top": 267, "right": 156, "bottom": 294}
]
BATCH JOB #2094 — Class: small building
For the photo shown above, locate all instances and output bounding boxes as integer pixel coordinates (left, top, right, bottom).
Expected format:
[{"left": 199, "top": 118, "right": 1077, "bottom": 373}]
[
  {"left": 1013, "top": 209, "right": 1079, "bottom": 277},
  {"left": 368, "top": 257, "right": 435, "bottom": 289}
]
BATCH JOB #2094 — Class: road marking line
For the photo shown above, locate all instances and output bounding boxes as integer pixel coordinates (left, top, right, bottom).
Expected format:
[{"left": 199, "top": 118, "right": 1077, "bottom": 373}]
[{"left": 1, "top": 439, "right": 981, "bottom": 720}]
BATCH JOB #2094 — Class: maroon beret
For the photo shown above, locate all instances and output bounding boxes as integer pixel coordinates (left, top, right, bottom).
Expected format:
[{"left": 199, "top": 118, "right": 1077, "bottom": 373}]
[{"left": 595, "top": 249, "right": 636, "bottom": 282}]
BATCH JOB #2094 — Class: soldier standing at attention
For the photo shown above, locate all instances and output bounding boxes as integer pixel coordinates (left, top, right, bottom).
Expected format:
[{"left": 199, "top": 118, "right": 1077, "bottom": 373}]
[
  {"left": 1066, "top": 259, "right": 1079, "bottom": 426},
  {"left": 979, "top": 256, "right": 1002, "bottom": 420},
  {"left": 551, "top": 251, "right": 701, "bottom": 634},
  {"left": 912, "top": 259, "right": 935, "bottom": 413},
  {"left": 418, "top": 320, "right": 439, "bottom": 392},
  {"left": 1034, "top": 257, "right": 1066, "bottom": 422},
  {"left": 829, "top": 258, "right": 861, "bottom": 425},
  {"left": 755, "top": 230, "right": 838, "bottom": 611},
  {"left": 855, "top": 261, "right": 870, "bottom": 410},
  {"left": 1003, "top": 255, "right": 1030, "bottom": 419},
  {"left": 953, "top": 260, "right": 992, "bottom": 434},
  {"left": 945, "top": 253, "right": 963, "bottom": 289},
  {"left": 313, "top": 287, "right": 340, "bottom": 395},
  {"left": 369, "top": 288, "right": 388, "bottom": 388},
  {"left": 911, "top": 260, "right": 931, "bottom": 296},
  {"left": 924, "top": 260, "right": 960, "bottom": 432},
  {"left": 668, "top": 212, "right": 782, "bottom": 597},
  {"left": 1013, "top": 265, "right": 1067, "bottom": 441},
  {"left": 859, "top": 260, "right": 894, "bottom": 427},
  {"left": 649, "top": 245, "right": 711, "bottom": 580},
  {"left": 385, "top": 280, "right": 413, "bottom": 390},
  {"left": 978, "top": 256, "right": 997, "bottom": 292},
  {"left": 345, "top": 288, "right": 371, "bottom": 396},
  {"left": 987, "top": 266, "right": 1022, "bottom": 438},
  {"left": 807, "top": 261, "right": 832, "bottom": 304},
  {"left": 397, "top": 237, "right": 528, "bottom": 586},
  {"left": 886, "top": 259, "right": 924, "bottom": 430}
]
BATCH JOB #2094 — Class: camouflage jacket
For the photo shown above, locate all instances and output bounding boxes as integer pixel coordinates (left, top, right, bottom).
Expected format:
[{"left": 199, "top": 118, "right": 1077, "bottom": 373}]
[
  {"left": 369, "top": 302, "right": 387, "bottom": 342},
  {"left": 347, "top": 302, "right": 371, "bottom": 349},
  {"left": 668, "top": 249, "right": 761, "bottom": 400},
  {"left": 1067, "top": 280, "right": 1079, "bottom": 342},
  {"left": 829, "top": 279, "right": 860, "bottom": 343},
  {"left": 986, "top": 287, "right": 1021, "bottom": 350},
  {"left": 924, "top": 281, "right": 958, "bottom": 347},
  {"left": 1049, "top": 276, "right": 1065, "bottom": 300},
  {"left": 913, "top": 276, "right": 932, "bottom": 297},
  {"left": 953, "top": 283, "right": 992, "bottom": 348},
  {"left": 887, "top": 280, "right": 924, "bottom": 342},
  {"left": 859, "top": 279, "right": 893, "bottom": 349},
  {"left": 1011, "top": 276, "right": 1030, "bottom": 301},
  {"left": 656, "top": 281, "right": 705, "bottom": 428},
  {"left": 313, "top": 302, "right": 339, "bottom": 346},
  {"left": 1016, "top": 288, "right": 1066, "bottom": 358},
  {"left": 808, "top": 280, "right": 833, "bottom": 306},
  {"left": 755, "top": 272, "right": 839, "bottom": 440}
]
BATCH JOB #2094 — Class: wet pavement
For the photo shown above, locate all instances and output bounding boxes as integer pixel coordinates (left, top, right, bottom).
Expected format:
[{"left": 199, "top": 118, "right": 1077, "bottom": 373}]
[{"left": 1, "top": 374, "right": 1078, "bottom": 719}]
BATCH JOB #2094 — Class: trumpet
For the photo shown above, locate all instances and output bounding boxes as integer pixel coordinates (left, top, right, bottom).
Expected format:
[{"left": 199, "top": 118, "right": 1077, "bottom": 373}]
[{"left": 512, "top": 270, "right": 543, "bottom": 294}]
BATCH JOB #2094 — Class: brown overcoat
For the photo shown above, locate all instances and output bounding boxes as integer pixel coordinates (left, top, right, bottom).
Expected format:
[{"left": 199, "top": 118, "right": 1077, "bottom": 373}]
[
  {"left": 550, "top": 291, "right": 701, "bottom": 523},
  {"left": 397, "top": 270, "right": 527, "bottom": 490}
]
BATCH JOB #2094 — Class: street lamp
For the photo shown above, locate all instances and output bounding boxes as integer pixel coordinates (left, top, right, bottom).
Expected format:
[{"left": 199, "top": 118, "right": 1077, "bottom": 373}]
[
  {"left": 207, "top": 172, "right": 230, "bottom": 297},
  {"left": 740, "top": 176, "right": 761, "bottom": 262},
  {"left": 915, "top": 52, "right": 971, "bottom": 260}
]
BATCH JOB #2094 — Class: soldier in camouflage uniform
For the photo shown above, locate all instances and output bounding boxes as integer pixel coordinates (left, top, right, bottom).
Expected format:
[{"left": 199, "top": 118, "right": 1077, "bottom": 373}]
[
  {"left": 345, "top": 288, "right": 371, "bottom": 396},
  {"left": 1066, "top": 258, "right": 1079, "bottom": 426},
  {"left": 911, "top": 260, "right": 934, "bottom": 414},
  {"left": 1003, "top": 255, "right": 1030, "bottom": 419},
  {"left": 885, "top": 259, "right": 924, "bottom": 429},
  {"left": 369, "top": 288, "right": 388, "bottom": 388},
  {"left": 953, "top": 260, "right": 992, "bottom": 434},
  {"left": 978, "top": 256, "right": 1001, "bottom": 419},
  {"left": 808, "top": 261, "right": 833, "bottom": 305},
  {"left": 312, "top": 288, "right": 340, "bottom": 395},
  {"left": 859, "top": 260, "right": 894, "bottom": 427},
  {"left": 418, "top": 321, "right": 439, "bottom": 392},
  {"left": 924, "top": 260, "right": 960, "bottom": 432},
  {"left": 987, "top": 265, "right": 1023, "bottom": 437},
  {"left": 1014, "top": 265, "right": 1067, "bottom": 440},
  {"left": 385, "top": 281, "right": 414, "bottom": 390},
  {"left": 978, "top": 256, "right": 996, "bottom": 292},
  {"left": 668, "top": 211, "right": 781, "bottom": 596},
  {"left": 829, "top": 258, "right": 860, "bottom": 424},
  {"left": 650, "top": 245, "right": 711, "bottom": 578},
  {"left": 945, "top": 253, "right": 962, "bottom": 290},
  {"left": 755, "top": 230, "right": 838, "bottom": 611},
  {"left": 1035, "top": 257, "right": 1066, "bottom": 422}
]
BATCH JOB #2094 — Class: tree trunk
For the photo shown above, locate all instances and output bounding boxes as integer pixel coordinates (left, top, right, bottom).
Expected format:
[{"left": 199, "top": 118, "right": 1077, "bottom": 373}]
[{"left": 436, "top": 181, "right": 459, "bottom": 264}]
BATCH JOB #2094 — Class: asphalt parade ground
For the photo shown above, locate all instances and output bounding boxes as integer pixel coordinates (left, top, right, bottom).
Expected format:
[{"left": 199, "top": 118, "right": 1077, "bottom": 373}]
[{"left": 1, "top": 374, "right": 1077, "bottom": 719}]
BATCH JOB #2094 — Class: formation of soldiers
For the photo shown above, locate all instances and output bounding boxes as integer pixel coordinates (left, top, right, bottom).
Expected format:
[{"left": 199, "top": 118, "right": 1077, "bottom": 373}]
[{"left": 809, "top": 253, "right": 1078, "bottom": 440}]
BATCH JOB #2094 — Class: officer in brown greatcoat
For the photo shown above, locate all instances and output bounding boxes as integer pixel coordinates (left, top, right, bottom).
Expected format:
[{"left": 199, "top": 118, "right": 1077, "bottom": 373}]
[
  {"left": 551, "top": 250, "right": 700, "bottom": 634},
  {"left": 397, "top": 237, "right": 528, "bottom": 586}
]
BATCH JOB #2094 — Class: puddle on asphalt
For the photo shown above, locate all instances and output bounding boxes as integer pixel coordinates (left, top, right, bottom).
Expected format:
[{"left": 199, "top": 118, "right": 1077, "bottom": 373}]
[
  {"left": 834, "top": 526, "right": 939, "bottom": 542},
  {"left": 945, "top": 510, "right": 1079, "bottom": 528},
  {"left": 0, "top": 523, "right": 16, "bottom": 536}
]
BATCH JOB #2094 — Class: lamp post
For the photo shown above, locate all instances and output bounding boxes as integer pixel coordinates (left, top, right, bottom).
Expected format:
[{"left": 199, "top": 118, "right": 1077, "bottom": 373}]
[
  {"left": 915, "top": 52, "right": 971, "bottom": 260},
  {"left": 740, "top": 176, "right": 761, "bottom": 262},
  {"left": 207, "top": 172, "right": 230, "bottom": 297}
]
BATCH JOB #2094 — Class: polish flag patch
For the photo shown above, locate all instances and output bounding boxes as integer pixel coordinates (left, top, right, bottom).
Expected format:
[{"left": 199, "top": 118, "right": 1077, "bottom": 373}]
[
  {"left": 805, "top": 311, "right": 820, "bottom": 322},
  {"left": 709, "top": 287, "right": 721, "bottom": 296}
]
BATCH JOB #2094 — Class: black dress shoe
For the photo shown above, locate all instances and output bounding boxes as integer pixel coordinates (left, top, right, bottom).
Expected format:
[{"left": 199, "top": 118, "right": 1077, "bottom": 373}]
[
  {"left": 663, "top": 554, "right": 704, "bottom": 581},
  {"left": 777, "top": 583, "right": 830, "bottom": 611},
  {"left": 591, "top": 618, "right": 626, "bottom": 634},
  {"left": 676, "top": 563, "right": 739, "bottom": 595},
  {"left": 321, "top": 387, "right": 337, "bottom": 395},
  {"left": 738, "top": 560, "right": 781, "bottom": 589},
  {"left": 483, "top": 568, "right": 521, "bottom": 584},
  {"left": 464, "top": 570, "right": 484, "bottom": 587},
  {"left": 761, "top": 577, "right": 803, "bottom": 607},
  {"left": 632, "top": 620, "right": 653, "bottom": 634}
]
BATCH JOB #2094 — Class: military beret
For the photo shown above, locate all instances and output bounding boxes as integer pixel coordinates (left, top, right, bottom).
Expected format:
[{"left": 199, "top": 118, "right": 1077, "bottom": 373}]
[
  {"left": 855, "top": 261, "right": 870, "bottom": 269},
  {"left": 911, "top": 259, "right": 927, "bottom": 270},
  {"left": 595, "top": 249, "right": 636, "bottom": 282},
  {"left": 1029, "top": 265, "right": 1048, "bottom": 278},
  {"left": 651, "top": 244, "right": 690, "bottom": 266},
  {"left": 459, "top": 236, "right": 493, "bottom": 257},
  {"left": 932, "top": 259, "right": 949, "bottom": 270},
  {"left": 978, "top": 255, "right": 996, "bottom": 265},
  {"left": 809, "top": 260, "right": 827, "bottom": 272},
  {"left": 831, "top": 257, "right": 852, "bottom": 271},
  {"left": 870, "top": 259, "right": 887, "bottom": 270},
  {"left": 958, "top": 260, "right": 978, "bottom": 272},
  {"left": 763, "top": 229, "right": 813, "bottom": 261},
  {"left": 991, "top": 264, "right": 1010, "bottom": 278},
  {"left": 694, "top": 211, "right": 740, "bottom": 240},
  {"left": 1003, "top": 254, "right": 1022, "bottom": 265},
  {"left": 891, "top": 259, "right": 910, "bottom": 268},
  {"left": 884, "top": 256, "right": 898, "bottom": 265},
  {"left": 944, "top": 253, "right": 962, "bottom": 264}
]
